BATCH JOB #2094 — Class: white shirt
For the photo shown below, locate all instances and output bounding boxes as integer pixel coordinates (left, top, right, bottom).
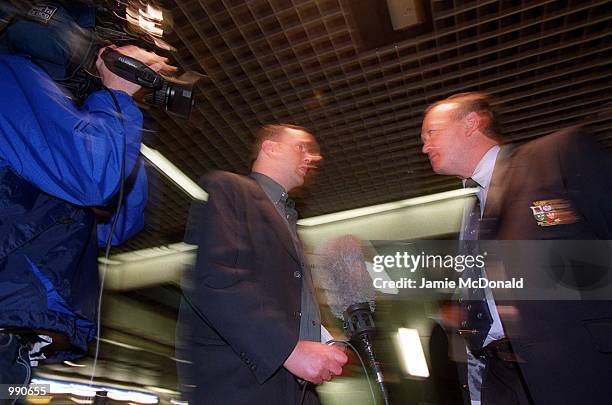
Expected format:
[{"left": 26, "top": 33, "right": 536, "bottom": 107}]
[
  {"left": 464, "top": 145, "right": 505, "bottom": 345},
  {"left": 465, "top": 144, "right": 499, "bottom": 216},
  {"left": 462, "top": 145, "right": 506, "bottom": 405}
]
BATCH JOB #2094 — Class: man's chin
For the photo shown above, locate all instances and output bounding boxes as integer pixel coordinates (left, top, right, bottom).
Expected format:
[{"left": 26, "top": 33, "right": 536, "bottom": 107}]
[
  {"left": 430, "top": 163, "right": 449, "bottom": 175},
  {"left": 429, "top": 163, "right": 442, "bottom": 174},
  {"left": 295, "top": 174, "right": 309, "bottom": 188},
  {"left": 286, "top": 177, "right": 304, "bottom": 191}
]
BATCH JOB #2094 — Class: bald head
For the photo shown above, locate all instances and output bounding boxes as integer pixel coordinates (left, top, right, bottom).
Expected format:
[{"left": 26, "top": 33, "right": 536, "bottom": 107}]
[
  {"left": 421, "top": 93, "right": 502, "bottom": 178},
  {"left": 424, "top": 92, "right": 502, "bottom": 141}
]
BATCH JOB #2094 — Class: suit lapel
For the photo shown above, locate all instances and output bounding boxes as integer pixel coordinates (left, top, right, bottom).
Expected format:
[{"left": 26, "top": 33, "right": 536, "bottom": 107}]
[{"left": 481, "top": 144, "right": 516, "bottom": 238}]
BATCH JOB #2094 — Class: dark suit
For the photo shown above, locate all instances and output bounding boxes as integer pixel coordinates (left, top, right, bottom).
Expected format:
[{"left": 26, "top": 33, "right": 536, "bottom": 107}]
[
  {"left": 176, "top": 171, "right": 317, "bottom": 404},
  {"left": 470, "top": 127, "right": 612, "bottom": 404}
]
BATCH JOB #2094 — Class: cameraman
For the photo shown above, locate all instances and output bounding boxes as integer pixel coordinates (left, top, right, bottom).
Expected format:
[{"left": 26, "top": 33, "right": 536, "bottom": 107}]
[{"left": 0, "top": 5, "right": 175, "bottom": 384}]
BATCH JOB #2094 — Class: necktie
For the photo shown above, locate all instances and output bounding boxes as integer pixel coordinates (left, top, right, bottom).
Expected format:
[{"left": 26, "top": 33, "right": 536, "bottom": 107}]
[
  {"left": 463, "top": 178, "right": 481, "bottom": 241},
  {"left": 461, "top": 178, "right": 493, "bottom": 350}
]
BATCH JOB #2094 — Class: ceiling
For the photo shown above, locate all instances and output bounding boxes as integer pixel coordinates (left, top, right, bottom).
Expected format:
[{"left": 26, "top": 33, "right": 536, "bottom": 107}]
[
  {"left": 122, "top": 0, "right": 612, "bottom": 252},
  {"left": 23, "top": 0, "right": 612, "bottom": 396}
]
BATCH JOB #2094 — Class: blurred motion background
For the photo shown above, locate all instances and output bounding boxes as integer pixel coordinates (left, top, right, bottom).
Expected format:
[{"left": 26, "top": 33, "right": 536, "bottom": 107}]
[{"left": 5, "top": 0, "right": 611, "bottom": 403}]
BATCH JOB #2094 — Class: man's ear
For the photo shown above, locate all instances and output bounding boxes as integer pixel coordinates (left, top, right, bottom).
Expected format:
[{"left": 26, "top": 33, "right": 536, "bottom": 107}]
[
  {"left": 463, "top": 111, "right": 480, "bottom": 136},
  {"left": 260, "top": 139, "right": 276, "bottom": 157}
]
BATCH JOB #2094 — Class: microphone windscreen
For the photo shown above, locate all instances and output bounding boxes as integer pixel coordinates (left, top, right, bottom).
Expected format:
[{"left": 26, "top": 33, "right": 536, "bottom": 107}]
[{"left": 315, "top": 235, "right": 376, "bottom": 319}]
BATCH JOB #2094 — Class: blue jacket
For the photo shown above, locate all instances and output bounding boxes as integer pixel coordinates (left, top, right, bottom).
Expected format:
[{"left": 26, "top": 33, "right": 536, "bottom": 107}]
[{"left": 0, "top": 55, "right": 147, "bottom": 361}]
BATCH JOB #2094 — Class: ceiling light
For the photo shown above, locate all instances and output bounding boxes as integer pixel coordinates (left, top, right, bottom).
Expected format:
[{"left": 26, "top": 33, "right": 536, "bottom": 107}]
[
  {"left": 31, "top": 378, "right": 158, "bottom": 404},
  {"left": 31, "top": 378, "right": 70, "bottom": 394},
  {"left": 395, "top": 328, "right": 430, "bottom": 378},
  {"left": 140, "top": 143, "right": 208, "bottom": 201},
  {"left": 69, "top": 386, "right": 96, "bottom": 398},
  {"left": 144, "top": 4, "right": 163, "bottom": 22},
  {"left": 137, "top": 15, "right": 163, "bottom": 37},
  {"left": 26, "top": 398, "right": 51, "bottom": 404},
  {"left": 107, "top": 390, "right": 132, "bottom": 401},
  {"left": 298, "top": 188, "right": 476, "bottom": 226},
  {"left": 125, "top": 2, "right": 165, "bottom": 37},
  {"left": 128, "top": 392, "right": 159, "bottom": 404},
  {"left": 63, "top": 360, "right": 86, "bottom": 368}
]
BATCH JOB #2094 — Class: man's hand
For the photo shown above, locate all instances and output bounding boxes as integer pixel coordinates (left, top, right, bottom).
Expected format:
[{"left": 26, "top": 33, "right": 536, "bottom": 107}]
[
  {"left": 95, "top": 45, "right": 177, "bottom": 96},
  {"left": 283, "top": 341, "right": 348, "bottom": 384}
]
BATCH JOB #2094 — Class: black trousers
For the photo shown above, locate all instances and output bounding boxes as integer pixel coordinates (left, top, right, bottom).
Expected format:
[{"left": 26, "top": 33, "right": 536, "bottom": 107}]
[{"left": 481, "top": 357, "right": 532, "bottom": 405}]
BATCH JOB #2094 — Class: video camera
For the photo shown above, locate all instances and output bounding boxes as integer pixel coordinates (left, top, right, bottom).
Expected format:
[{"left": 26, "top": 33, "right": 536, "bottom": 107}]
[{"left": 0, "top": 1, "right": 202, "bottom": 120}]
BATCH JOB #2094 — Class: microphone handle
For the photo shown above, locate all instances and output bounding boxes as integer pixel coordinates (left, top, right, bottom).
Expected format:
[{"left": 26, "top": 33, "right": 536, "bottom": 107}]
[{"left": 356, "top": 333, "right": 390, "bottom": 405}]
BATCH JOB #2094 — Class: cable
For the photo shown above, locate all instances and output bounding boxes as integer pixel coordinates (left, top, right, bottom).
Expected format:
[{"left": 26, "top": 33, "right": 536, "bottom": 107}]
[
  {"left": 296, "top": 340, "right": 379, "bottom": 405},
  {"left": 325, "top": 339, "right": 379, "bottom": 405},
  {"left": 298, "top": 380, "right": 308, "bottom": 405},
  {"left": 11, "top": 337, "right": 32, "bottom": 405},
  {"left": 89, "top": 87, "right": 127, "bottom": 386}
]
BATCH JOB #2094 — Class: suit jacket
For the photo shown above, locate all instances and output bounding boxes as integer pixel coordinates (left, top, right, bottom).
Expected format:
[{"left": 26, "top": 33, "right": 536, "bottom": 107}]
[
  {"left": 473, "top": 126, "right": 612, "bottom": 404},
  {"left": 176, "top": 171, "right": 316, "bottom": 404}
]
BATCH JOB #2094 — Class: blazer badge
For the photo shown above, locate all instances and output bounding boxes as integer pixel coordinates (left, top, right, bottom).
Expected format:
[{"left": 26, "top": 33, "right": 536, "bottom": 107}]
[{"left": 529, "top": 199, "right": 578, "bottom": 227}]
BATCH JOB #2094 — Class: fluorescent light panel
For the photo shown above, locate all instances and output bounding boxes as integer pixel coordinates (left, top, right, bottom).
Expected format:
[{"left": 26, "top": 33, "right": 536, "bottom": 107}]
[
  {"left": 396, "top": 328, "right": 430, "bottom": 378},
  {"left": 298, "top": 188, "right": 476, "bottom": 227},
  {"left": 31, "top": 378, "right": 158, "bottom": 404},
  {"left": 140, "top": 143, "right": 208, "bottom": 201}
]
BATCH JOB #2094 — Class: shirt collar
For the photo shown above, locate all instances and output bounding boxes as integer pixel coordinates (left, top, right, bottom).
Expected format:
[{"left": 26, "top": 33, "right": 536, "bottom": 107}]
[
  {"left": 250, "top": 172, "right": 289, "bottom": 205},
  {"left": 467, "top": 144, "right": 500, "bottom": 190}
]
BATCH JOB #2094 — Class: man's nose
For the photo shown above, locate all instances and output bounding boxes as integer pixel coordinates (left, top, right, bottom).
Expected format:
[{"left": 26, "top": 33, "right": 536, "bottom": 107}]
[
  {"left": 305, "top": 153, "right": 323, "bottom": 164},
  {"left": 421, "top": 142, "right": 430, "bottom": 154}
]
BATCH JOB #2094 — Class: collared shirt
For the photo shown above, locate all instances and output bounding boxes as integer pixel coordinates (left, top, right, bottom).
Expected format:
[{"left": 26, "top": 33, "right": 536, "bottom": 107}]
[
  {"left": 464, "top": 144, "right": 500, "bottom": 216},
  {"left": 465, "top": 145, "right": 505, "bottom": 346},
  {"left": 249, "top": 172, "right": 298, "bottom": 230},
  {"left": 250, "top": 172, "right": 321, "bottom": 343},
  {"left": 462, "top": 145, "right": 505, "bottom": 405}
]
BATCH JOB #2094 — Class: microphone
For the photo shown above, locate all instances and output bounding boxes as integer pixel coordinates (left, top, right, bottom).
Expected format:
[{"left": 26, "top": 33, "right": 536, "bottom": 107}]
[
  {"left": 316, "top": 236, "right": 389, "bottom": 405},
  {"left": 316, "top": 235, "right": 375, "bottom": 318}
]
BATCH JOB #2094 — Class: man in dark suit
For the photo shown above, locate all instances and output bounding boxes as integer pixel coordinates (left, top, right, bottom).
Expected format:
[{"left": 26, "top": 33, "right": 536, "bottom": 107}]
[
  {"left": 421, "top": 92, "right": 612, "bottom": 405},
  {"left": 177, "top": 124, "right": 348, "bottom": 404}
]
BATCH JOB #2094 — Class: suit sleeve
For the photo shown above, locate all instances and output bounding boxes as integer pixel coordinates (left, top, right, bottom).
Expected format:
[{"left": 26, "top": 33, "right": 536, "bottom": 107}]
[
  {"left": 558, "top": 127, "right": 612, "bottom": 238},
  {"left": 184, "top": 173, "right": 299, "bottom": 383}
]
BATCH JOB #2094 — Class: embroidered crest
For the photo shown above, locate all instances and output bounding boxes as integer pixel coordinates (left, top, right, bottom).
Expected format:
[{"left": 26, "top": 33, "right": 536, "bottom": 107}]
[
  {"left": 27, "top": 5, "right": 58, "bottom": 25},
  {"left": 529, "top": 199, "right": 578, "bottom": 227}
]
